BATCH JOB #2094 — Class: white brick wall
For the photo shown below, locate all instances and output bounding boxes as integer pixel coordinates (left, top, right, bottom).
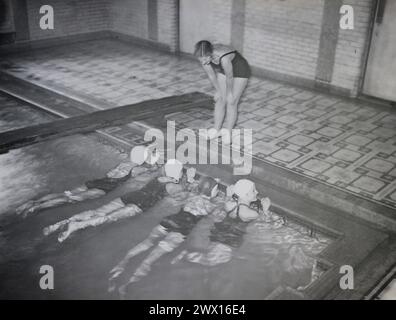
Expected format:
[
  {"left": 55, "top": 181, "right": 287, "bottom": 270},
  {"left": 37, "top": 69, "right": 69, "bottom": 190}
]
[
  {"left": 25, "top": 0, "right": 179, "bottom": 51},
  {"left": 332, "top": 0, "right": 374, "bottom": 95},
  {"left": 27, "top": 0, "right": 109, "bottom": 40},
  {"left": 110, "top": 0, "right": 178, "bottom": 51},
  {"left": 244, "top": 0, "right": 324, "bottom": 80},
  {"left": 109, "top": 0, "right": 148, "bottom": 39},
  {"left": 211, "top": 0, "right": 232, "bottom": 45},
  {"left": 157, "top": 0, "right": 179, "bottom": 51},
  {"left": 20, "top": 0, "right": 375, "bottom": 95}
]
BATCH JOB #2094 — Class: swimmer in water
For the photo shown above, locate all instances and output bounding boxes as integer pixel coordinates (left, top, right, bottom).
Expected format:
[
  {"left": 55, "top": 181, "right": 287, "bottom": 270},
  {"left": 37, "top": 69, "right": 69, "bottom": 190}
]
[
  {"left": 16, "top": 145, "right": 159, "bottom": 217},
  {"left": 108, "top": 176, "right": 221, "bottom": 299},
  {"left": 43, "top": 159, "right": 194, "bottom": 243},
  {"left": 173, "top": 179, "right": 282, "bottom": 267}
]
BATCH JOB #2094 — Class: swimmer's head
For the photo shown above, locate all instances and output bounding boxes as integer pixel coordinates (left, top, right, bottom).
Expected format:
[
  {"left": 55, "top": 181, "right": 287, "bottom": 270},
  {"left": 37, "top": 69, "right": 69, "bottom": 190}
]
[
  {"left": 130, "top": 146, "right": 148, "bottom": 165},
  {"left": 233, "top": 179, "right": 258, "bottom": 203},
  {"left": 194, "top": 40, "right": 213, "bottom": 65},
  {"left": 164, "top": 159, "right": 183, "bottom": 183},
  {"left": 198, "top": 176, "right": 219, "bottom": 198}
]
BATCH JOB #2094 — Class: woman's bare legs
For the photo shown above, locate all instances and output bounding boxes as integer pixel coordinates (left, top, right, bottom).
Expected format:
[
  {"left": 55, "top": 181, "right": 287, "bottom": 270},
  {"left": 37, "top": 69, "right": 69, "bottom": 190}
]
[
  {"left": 16, "top": 186, "right": 105, "bottom": 217},
  {"left": 57, "top": 200, "right": 142, "bottom": 242},
  {"left": 43, "top": 198, "right": 123, "bottom": 236},
  {"left": 108, "top": 225, "right": 168, "bottom": 291},
  {"left": 16, "top": 193, "right": 70, "bottom": 216},
  {"left": 224, "top": 77, "right": 248, "bottom": 133},
  {"left": 213, "top": 73, "right": 227, "bottom": 131},
  {"left": 118, "top": 232, "right": 185, "bottom": 299}
]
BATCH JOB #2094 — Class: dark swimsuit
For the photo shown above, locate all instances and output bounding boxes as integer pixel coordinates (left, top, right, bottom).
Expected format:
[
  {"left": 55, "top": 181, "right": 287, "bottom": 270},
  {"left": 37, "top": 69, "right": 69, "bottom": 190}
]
[
  {"left": 160, "top": 210, "right": 204, "bottom": 236},
  {"left": 85, "top": 171, "right": 132, "bottom": 193},
  {"left": 120, "top": 178, "right": 167, "bottom": 211},
  {"left": 209, "top": 203, "right": 251, "bottom": 248},
  {"left": 211, "top": 51, "right": 251, "bottom": 79}
]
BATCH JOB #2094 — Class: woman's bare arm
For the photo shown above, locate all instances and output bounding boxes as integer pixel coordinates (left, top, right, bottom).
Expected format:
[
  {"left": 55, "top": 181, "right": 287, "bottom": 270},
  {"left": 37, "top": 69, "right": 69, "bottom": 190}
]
[{"left": 202, "top": 64, "right": 221, "bottom": 92}]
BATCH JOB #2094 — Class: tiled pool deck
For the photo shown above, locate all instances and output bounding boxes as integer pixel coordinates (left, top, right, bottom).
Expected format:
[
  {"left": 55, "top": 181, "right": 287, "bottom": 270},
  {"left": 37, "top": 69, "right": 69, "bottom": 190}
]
[{"left": 1, "top": 39, "right": 396, "bottom": 211}]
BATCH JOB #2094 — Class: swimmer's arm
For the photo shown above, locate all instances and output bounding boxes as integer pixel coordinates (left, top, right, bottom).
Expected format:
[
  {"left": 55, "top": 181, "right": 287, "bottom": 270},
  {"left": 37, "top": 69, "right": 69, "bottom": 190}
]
[
  {"left": 223, "top": 200, "right": 240, "bottom": 219},
  {"left": 260, "top": 197, "right": 272, "bottom": 219},
  {"left": 105, "top": 161, "right": 135, "bottom": 178},
  {"left": 202, "top": 64, "right": 221, "bottom": 93},
  {"left": 165, "top": 183, "right": 190, "bottom": 201},
  {"left": 211, "top": 207, "right": 227, "bottom": 222}
]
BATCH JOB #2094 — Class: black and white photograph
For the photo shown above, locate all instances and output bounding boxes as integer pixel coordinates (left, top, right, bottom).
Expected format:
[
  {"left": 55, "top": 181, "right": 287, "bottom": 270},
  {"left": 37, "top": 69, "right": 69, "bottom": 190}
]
[{"left": 0, "top": 0, "right": 395, "bottom": 305}]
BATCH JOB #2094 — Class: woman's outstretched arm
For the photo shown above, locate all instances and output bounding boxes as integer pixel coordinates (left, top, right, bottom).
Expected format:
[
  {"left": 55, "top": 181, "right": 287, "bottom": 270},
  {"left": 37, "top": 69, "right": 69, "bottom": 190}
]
[{"left": 202, "top": 64, "right": 221, "bottom": 93}]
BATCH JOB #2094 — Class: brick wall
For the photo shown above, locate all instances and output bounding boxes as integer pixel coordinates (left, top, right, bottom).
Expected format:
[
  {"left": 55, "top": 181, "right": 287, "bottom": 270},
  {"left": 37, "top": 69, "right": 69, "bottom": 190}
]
[
  {"left": 157, "top": 0, "right": 179, "bottom": 51},
  {"left": 24, "top": 0, "right": 179, "bottom": 51},
  {"left": 9, "top": 0, "right": 376, "bottom": 96},
  {"left": 207, "top": 0, "right": 375, "bottom": 96},
  {"left": 109, "top": 0, "right": 148, "bottom": 40},
  {"left": 109, "top": 0, "right": 178, "bottom": 51},
  {"left": 332, "top": 0, "right": 374, "bottom": 96},
  {"left": 26, "top": 0, "right": 109, "bottom": 40},
  {"left": 244, "top": 0, "right": 324, "bottom": 81},
  {"left": 211, "top": 0, "right": 232, "bottom": 45}
]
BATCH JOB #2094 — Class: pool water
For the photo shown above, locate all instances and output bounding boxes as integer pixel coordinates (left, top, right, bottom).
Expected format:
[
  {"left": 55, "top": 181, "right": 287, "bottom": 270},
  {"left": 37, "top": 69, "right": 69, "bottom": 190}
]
[
  {"left": 0, "top": 93, "right": 54, "bottom": 133},
  {"left": 0, "top": 101, "right": 332, "bottom": 299}
]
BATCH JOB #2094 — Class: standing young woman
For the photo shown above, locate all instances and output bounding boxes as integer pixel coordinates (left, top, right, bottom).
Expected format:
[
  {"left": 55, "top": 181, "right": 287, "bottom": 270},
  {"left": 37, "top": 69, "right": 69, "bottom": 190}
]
[{"left": 194, "top": 40, "right": 251, "bottom": 144}]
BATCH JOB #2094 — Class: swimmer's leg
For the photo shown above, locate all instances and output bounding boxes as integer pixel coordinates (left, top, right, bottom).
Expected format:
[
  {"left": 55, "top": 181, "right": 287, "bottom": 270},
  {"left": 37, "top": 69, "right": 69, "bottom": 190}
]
[
  {"left": 43, "top": 199, "right": 119, "bottom": 236},
  {"left": 118, "top": 232, "right": 185, "bottom": 299},
  {"left": 16, "top": 185, "right": 105, "bottom": 217},
  {"left": 57, "top": 200, "right": 141, "bottom": 242},
  {"left": 43, "top": 209, "right": 98, "bottom": 236},
  {"left": 64, "top": 188, "right": 106, "bottom": 202},
  {"left": 15, "top": 184, "right": 92, "bottom": 216},
  {"left": 186, "top": 243, "right": 233, "bottom": 267},
  {"left": 16, "top": 194, "right": 71, "bottom": 217},
  {"left": 108, "top": 225, "right": 168, "bottom": 291}
]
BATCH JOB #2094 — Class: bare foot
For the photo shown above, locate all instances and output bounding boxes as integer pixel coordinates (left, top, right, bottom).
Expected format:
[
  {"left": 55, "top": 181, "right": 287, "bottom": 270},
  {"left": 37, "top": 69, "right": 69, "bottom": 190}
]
[
  {"left": 15, "top": 201, "right": 35, "bottom": 215},
  {"left": 109, "top": 266, "right": 124, "bottom": 281}
]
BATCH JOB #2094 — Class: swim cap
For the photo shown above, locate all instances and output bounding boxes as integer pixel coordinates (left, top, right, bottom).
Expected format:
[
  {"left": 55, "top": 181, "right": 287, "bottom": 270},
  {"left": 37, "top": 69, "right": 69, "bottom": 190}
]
[
  {"left": 233, "top": 179, "right": 255, "bottom": 199},
  {"left": 130, "top": 146, "right": 147, "bottom": 165},
  {"left": 164, "top": 159, "right": 183, "bottom": 181},
  {"left": 198, "top": 176, "right": 218, "bottom": 197}
]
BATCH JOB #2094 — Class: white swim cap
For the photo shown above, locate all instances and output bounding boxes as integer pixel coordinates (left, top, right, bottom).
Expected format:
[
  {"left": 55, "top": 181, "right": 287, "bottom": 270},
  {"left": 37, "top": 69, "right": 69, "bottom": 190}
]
[
  {"left": 164, "top": 159, "right": 183, "bottom": 181},
  {"left": 233, "top": 179, "right": 255, "bottom": 198},
  {"left": 130, "top": 146, "right": 147, "bottom": 165}
]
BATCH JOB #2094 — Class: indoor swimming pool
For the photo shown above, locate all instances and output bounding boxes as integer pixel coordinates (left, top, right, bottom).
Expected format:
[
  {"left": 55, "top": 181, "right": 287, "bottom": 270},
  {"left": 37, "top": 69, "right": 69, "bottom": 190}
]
[{"left": 0, "top": 95, "right": 333, "bottom": 299}]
